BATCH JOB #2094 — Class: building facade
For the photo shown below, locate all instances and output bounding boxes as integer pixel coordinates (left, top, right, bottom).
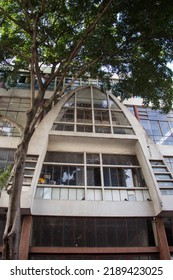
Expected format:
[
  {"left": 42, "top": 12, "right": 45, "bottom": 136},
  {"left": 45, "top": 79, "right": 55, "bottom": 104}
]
[{"left": 0, "top": 75, "right": 173, "bottom": 260}]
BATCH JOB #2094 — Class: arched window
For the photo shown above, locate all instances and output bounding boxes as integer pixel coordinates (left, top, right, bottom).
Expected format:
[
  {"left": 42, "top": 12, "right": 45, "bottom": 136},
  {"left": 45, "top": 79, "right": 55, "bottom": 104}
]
[{"left": 51, "top": 86, "right": 134, "bottom": 135}]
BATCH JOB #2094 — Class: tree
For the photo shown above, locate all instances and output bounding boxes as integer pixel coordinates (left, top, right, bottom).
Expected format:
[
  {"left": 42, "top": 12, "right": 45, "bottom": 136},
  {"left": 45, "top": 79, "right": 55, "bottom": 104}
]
[
  {"left": 0, "top": 0, "right": 173, "bottom": 259},
  {"left": 111, "top": 0, "right": 173, "bottom": 111}
]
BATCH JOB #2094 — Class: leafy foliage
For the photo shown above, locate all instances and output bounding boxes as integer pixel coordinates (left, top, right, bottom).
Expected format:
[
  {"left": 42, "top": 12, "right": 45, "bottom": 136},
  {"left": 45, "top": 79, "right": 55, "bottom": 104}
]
[
  {"left": 0, "top": 0, "right": 173, "bottom": 111},
  {"left": 111, "top": 0, "right": 173, "bottom": 112},
  {"left": 0, "top": 166, "right": 12, "bottom": 191}
]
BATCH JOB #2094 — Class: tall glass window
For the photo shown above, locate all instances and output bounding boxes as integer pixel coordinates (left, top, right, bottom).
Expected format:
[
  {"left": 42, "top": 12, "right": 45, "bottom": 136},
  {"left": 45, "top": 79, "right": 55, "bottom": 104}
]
[
  {"left": 103, "top": 167, "right": 145, "bottom": 188},
  {"left": 164, "top": 157, "right": 173, "bottom": 172},
  {"left": 38, "top": 152, "right": 145, "bottom": 188},
  {"left": 164, "top": 217, "right": 173, "bottom": 246},
  {"left": 0, "top": 97, "right": 30, "bottom": 137},
  {"left": 52, "top": 86, "right": 134, "bottom": 135},
  {"left": 0, "top": 148, "right": 15, "bottom": 171},
  {"left": 31, "top": 217, "right": 155, "bottom": 247},
  {"left": 137, "top": 107, "right": 173, "bottom": 145}
]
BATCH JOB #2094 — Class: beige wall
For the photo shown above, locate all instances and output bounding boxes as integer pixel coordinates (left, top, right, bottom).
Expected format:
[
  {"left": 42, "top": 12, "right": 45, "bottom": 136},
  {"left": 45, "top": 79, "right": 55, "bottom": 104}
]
[{"left": 0, "top": 86, "right": 172, "bottom": 217}]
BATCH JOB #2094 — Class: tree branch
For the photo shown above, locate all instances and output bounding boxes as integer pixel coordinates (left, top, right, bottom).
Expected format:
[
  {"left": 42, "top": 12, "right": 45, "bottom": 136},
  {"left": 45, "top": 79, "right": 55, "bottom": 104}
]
[
  {"left": 0, "top": 45, "right": 30, "bottom": 65},
  {"left": 49, "top": 0, "right": 113, "bottom": 96},
  {"left": 0, "top": 6, "right": 31, "bottom": 34},
  {"left": 27, "top": 56, "right": 101, "bottom": 133},
  {"left": 65, "top": 0, "right": 113, "bottom": 68},
  {"left": 0, "top": 114, "right": 24, "bottom": 136},
  {"left": 59, "top": 57, "right": 101, "bottom": 97}
]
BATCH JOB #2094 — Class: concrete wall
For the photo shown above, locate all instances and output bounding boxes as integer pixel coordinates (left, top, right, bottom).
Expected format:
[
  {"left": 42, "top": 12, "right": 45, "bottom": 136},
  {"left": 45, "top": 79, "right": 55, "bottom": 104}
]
[{"left": 0, "top": 86, "right": 172, "bottom": 217}]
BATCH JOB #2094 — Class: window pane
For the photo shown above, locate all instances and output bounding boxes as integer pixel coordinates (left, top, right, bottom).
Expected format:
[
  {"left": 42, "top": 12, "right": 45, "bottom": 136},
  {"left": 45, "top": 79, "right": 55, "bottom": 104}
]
[
  {"left": 76, "top": 89, "right": 91, "bottom": 107},
  {"left": 31, "top": 217, "right": 155, "bottom": 248},
  {"left": 40, "top": 217, "right": 52, "bottom": 246},
  {"left": 103, "top": 168, "right": 119, "bottom": 187},
  {"left": 158, "top": 182, "right": 173, "bottom": 187},
  {"left": 124, "top": 169, "right": 134, "bottom": 187},
  {"left": 52, "top": 217, "right": 63, "bottom": 246},
  {"left": 117, "top": 220, "right": 127, "bottom": 246},
  {"left": 87, "top": 167, "right": 101, "bottom": 186},
  {"left": 133, "top": 168, "right": 146, "bottom": 187},
  {"left": 160, "top": 121, "right": 170, "bottom": 135},
  {"left": 0, "top": 216, "right": 6, "bottom": 246},
  {"left": 164, "top": 157, "right": 173, "bottom": 172},
  {"left": 113, "top": 127, "right": 134, "bottom": 135},
  {"left": 74, "top": 219, "right": 85, "bottom": 247},
  {"left": 127, "top": 219, "right": 139, "bottom": 246},
  {"left": 0, "top": 150, "right": 8, "bottom": 161},
  {"left": 60, "top": 166, "right": 83, "bottom": 186},
  {"left": 77, "top": 125, "right": 93, "bottom": 132},
  {"left": 77, "top": 109, "right": 92, "bottom": 123},
  {"left": 85, "top": 219, "right": 96, "bottom": 247},
  {"left": 146, "top": 219, "right": 156, "bottom": 246},
  {"left": 64, "top": 218, "right": 75, "bottom": 246},
  {"left": 111, "top": 168, "right": 119, "bottom": 186},
  {"left": 52, "top": 188, "right": 60, "bottom": 199},
  {"left": 71, "top": 166, "right": 84, "bottom": 186},
  {"left": 94, "top": 110, "right": 110, "bottom": 124},
  {"left": 150, "top": 121, "right": 162, "bottom": 136},
  {"left": 155, "top": 174, "right": 172, "bottom": 180},
  {"left": 96, "top": 219, "right": 106, "bottom": 247},
  {"left": 93, "top": 89, "right": 108, "bottom": 109},
  {"left": 45, "top": 152, "right": 84, "bottom": 163},
  {"left": 108, "top": 97, "right": 119, "bottom": 109},
  {"left": 164, "top": 218, "right": 173, "bottom": 246},
  {"left": 35, "top": 187, "right": 43, "bottom": 199},
  {"left": 106, "top": 219, "right": 117, "bottom": 246},
  {"left": 161, "top": 190, "right": 173, "bottom": 195},
  {"left": 118, "top": 169, "right": 126, "bottom": 186},
  {"left": 43, "top": 188, "right": 52, "bottom": 199},
  {"left": 152, "top": 167, "right": 168, "bottom": 172},
  {"left": 55, "top": 108, "right": 74, "bottom": 122},
  {"left": 111, "top": 111, "right": 130, "bottom": 126},
  {"left": 95, "top": 126, "right": 111, "bottom": 133},
  {"left": 0, "top": 148, "right": 15, "bottom": 170},
  {"left": 68, "top": 167, "right": 76, "bottom": 185},
  {"left": 52, "top": 123, "right": 74, "bottom": 131},
  {"left": 86, "top": 153, "right": 100, "bottom": 164},
  {"left": 102, "top": 154, "right": 139, "bottom": 165},
  {"left": 103, "top": 167, "right": 111, "bottom": 186},
  {"left": 140, "top": 120, "right": 152, "bottom": 135},
  {"left": 64, "top": 96, "right": 75, "bottom": 107},
  {"left": 150, "top": 160, "right": 164, "bottom": 166}
]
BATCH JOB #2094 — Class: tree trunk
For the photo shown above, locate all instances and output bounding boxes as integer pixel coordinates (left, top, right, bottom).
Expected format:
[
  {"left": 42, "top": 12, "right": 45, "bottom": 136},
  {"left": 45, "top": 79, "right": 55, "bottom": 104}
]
[{"left": 2, "top": 139, "right": 29, "bottom": 259}]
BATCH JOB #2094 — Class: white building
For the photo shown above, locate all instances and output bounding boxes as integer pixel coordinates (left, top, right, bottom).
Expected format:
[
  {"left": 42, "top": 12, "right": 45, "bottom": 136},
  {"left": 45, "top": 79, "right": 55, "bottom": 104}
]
[{"left": 0, "top": 75, "right": 173, "bottom": 259}]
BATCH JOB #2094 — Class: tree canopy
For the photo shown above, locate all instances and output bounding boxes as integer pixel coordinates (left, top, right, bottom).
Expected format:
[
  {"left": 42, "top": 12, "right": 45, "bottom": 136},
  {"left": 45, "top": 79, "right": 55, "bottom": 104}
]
[{"left": 0, "top": 0, "right": 173, "bottom": 111}]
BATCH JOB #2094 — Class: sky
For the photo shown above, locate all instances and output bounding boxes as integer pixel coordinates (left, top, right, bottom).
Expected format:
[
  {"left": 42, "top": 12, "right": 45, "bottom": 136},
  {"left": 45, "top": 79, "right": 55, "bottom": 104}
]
[{"left": 167, "top": 62, "right": 173, "bottom": 72}]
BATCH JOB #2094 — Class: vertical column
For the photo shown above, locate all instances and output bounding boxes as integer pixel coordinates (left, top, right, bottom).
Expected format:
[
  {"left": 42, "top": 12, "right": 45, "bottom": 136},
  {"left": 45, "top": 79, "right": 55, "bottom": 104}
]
[
  {"left": 84, "top": 152, "right": 87, "bottom": 200},
  {"left": 19, "top": 215, "right": 32, "bottom": 260},
  {"left": 74, "top": 89, "right": 77, "bottom": 132},
  {"left": 133, "top": 105, "right": 140, "bottom": 122},
  {"left": 155, "top": 216, "right": 171, "bottom": 260},
  {"left": 91, "top": 86, "right": 95, "bottom": 133}
]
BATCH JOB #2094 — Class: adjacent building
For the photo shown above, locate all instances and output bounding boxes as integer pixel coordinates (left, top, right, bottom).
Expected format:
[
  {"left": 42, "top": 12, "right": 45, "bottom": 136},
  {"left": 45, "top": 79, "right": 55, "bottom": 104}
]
[{"left": 0, "top": 74, "right": 173, "bottom": 259}]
